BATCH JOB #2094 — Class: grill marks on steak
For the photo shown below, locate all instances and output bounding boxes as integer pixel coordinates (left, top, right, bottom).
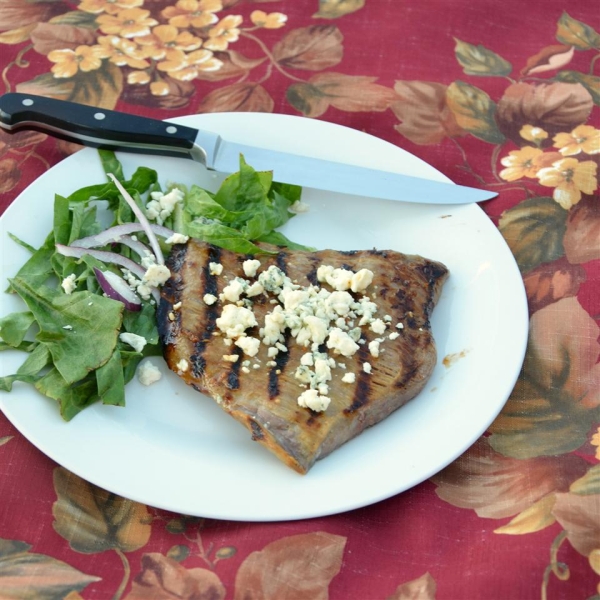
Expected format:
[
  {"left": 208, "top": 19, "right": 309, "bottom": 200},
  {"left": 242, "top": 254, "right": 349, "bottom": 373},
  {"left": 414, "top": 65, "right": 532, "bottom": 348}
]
[{"left": 159, "top": 240, "right": 448, "bottom": 474}]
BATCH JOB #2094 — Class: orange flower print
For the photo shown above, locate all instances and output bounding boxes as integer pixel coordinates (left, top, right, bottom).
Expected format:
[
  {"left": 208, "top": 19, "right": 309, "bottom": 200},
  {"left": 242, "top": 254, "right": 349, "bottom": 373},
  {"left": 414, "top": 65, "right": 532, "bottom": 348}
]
[
  {"left": 250, "top": 10, "right": 287, "bottom": 29},
  {"left": 591, "top": 427, "right": 600, "bottom": 460},
  {"left": 48, "top": 45, "right": 104, "bottom": 78},
  {"left": 162, "top": 0, "right": 222, "bottom": 29},
  {"left": 157, "top": 48, "right": 222, "bottom": 81},
  {"left": 97, "top": 8, "right": 158, "bottom": 38},
  {"left": 78, "top": 0, "right": 143, "bottom": 15},
  {"left": 150, "top": 80, "right": 171, "bottom": 96},
  {"left": 499, "top": 146, "right": 561, "bottom": 181},
  {"left": 520, "top": 124, "right": 548, "bottom": 143},
  {"left": 204, "top": 15, "right": 243, "bottom": 51},
  {"left": 96, "top": 36, "right": 149, "bottom": 69},
  {"left": 537, "top": 157, "right": 598, "bottom": 209},
  {"left": 138, "top": 25, "right": 202, "bottom": 60},
  {"left": 553, "top": 125, "right": 600, "bottom": 156},
  {"left": 127, "top": 70, "right": 151, "bottom": 85}
]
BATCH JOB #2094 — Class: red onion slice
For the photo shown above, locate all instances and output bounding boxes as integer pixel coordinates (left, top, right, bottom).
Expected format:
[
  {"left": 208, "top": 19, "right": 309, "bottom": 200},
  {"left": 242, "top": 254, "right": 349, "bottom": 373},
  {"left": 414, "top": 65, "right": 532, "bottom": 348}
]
[
  {"left": 94, "top": 268, "right": 142, "bottom": 312},
  {"left": 70, "top": 223, "right": 176, "bottom": 249},
  {"left": 119, "top": 235, "right": 153, "bottom": 261},
  {"left": 56, "top": 244, "right": 147, "bottom": 280},
  {"left": 107, "top": 173, "right": 164, "bottom": 265}
]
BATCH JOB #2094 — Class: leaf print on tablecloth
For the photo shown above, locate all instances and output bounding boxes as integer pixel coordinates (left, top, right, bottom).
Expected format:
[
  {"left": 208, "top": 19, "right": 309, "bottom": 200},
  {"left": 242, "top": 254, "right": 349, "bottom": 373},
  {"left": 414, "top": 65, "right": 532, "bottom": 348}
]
[
  {"left": 555, "top": 12, "right": 600, "bottom": 51},
  {"left": 488, "top": 297, "right": 600, "bottom": 459},
  {"left": 554, "top": 71, "right": 600, "bottom": 106},
  {"left": 17, "top": 62, "right": 124, "bottom": 110},
  {"left": 446, "top": 81, "right": 505, "bottom": 144},
  {"left": 195, "top": 50, "right": 266, "bottom": 82},
  {"left": 272, "top": 25, "right": 343, "bottom": 71},
  {"left": 498, "top": 197, "right": 567, "bottom": 273},
  {"left": 431, "top": 437, "right": 588, "bottom": 520},
  {"left": 521, "top": 45, "right": 575, "bottom": 76},
  {"left": 590, "top": 549, "right": 600, "bottom": 578},
  {"left": 563, "top": 196, "right": 600, "bottom": 264},
  {"left": 494, "top": 494, "right": 558, "bottom": 535},
  {"left": 52, "top": 466, "right": 152, "bottom": 554},
  {"left": 313, "top": 0, "right": 365, "bottom": 19},
  {"left": 122, "top": 76, "right": 196, "bottom": 110},
  {"left": 453, "top": 38, "right": 512, "bottom": 77},
  {"left": 523, "top": 257, "right": 586, "bottom": 314},
  {"left": 233, "top": 532, "right": 346, "bottom": 600},
  {"left": 287, "top": 73, "right": 396, "bottom": 117},
  {"left": 197, "top": 82, "right": 274, "bottom": 112},
  {"left": 0, "top": 158, "right": 21, "bottom": 194},
  {"left": 391, "top": 81, "right": 465, "bottom": 145},
  {"left": 0, "top": 538, "right": 100, "bottom": 599},
  {"left": 0, "top": 1, "right": 67, "bottom": 31},
  {"left": 166, "top": 545, "right": 191, "bottom": 562},
  {"left": 552, "top": 493, "right": 600, "bottom": 557},
  {"left": 570, "top": 465, "right": 600, "bottom": 496},
  {"left": 0, "top": 25, "right": 37, "bottom": 45},
  {"left": 495, "top": 82, "right": 593, "bottom": 144},
  {"left": 48, "top": 10, "right": 99, "bottom": 28},
  {"left": 386, "top": 572, "right": 436, "bottom": 600},
  {"left": 30, "top": 22, "right": 97, "bottom": 55},
  {"left": 124, "top": 553, "right": 226, "bottom": 600}
]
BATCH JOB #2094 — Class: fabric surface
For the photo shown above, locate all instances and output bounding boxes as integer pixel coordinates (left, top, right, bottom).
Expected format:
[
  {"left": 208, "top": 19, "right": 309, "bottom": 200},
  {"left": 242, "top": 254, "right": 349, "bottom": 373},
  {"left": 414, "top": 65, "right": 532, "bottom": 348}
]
[{"left": 0, "top": 1, "right": 599, "bottom": 598}]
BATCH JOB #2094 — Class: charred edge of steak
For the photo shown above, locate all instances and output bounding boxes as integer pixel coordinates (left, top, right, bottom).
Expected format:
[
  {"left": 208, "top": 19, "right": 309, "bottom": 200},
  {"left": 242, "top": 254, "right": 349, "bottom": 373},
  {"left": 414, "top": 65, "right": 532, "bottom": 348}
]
[
  {"left": 418, "top": 261, "right": 449, "bottom": 328},
  {"left": 157, "top": 243, "right": 188, "bottom": 345},
  {"left": 189, "top": 245, "right": 222, "bottom": 379},
  {"left": 306, "top": 255, "right": 321, "bottom": 286},
  {"left": 344, "top": 335, "right": 372, "bottom": 414},
  {"left": 226, "top": 347, "right": 243, "bottom": 390},
  {"left": 393, "top": 353, "right": 419, "bottom": 389},
  {"left": 276, "top": 249, "right": 288, "bottom": 274},
  {"left": 369, "top": 249, "right": 389, "bottom": 258},
  {"left": 268, "top": 331, "right": 292, "bottom": 400},
  {"left": 249, "top": 418, "right": 265, "bottom": 441}
]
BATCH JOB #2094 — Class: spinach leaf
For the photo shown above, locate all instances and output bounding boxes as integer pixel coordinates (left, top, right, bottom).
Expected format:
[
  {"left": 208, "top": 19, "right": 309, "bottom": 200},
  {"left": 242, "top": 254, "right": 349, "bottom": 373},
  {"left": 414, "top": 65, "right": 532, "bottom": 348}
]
[
  {"left": 7, "top": 232, "right": 36, "bottom": 254},
  {"left": 99, "top": 149, "right": 124, "bottom": 181},
  {"left": 0, "top": 311, "right": 35, "bottom": 347},
  {"left": 257, "top": 231, "right": 316, "bottom": 251},
  {"left": 96, "top": 349, "right": 125, "bottom": 406},
  {"left": 9, "top": 278, "right": 123, "bottom": 384},
  {"left": 0, "top": 340, "right": 37, "bottom": 353},
  {"left": 9, "top": 232, "right": 55, "bottom": 291},
  {"left": 185, "top": 221, "right": 274, "bottom": 255},
  {"left": 122, "top": 302, "right": 159, "bottom": 345},
  {"left": 0, "top": 345, "right": 51, "bottom": 392},
  {"left": 35, "top": 368, "right": 99, "bottom": 421},
  {"left": 185, "top": 186, "right": 239, "bottom": 223}
]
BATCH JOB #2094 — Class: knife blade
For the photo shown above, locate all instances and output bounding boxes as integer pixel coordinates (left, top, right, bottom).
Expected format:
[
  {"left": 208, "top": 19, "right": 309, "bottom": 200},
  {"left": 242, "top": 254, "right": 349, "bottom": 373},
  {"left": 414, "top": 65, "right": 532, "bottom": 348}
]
[{"left": 0, "top": 93, "right": 496, "bottom": 204}]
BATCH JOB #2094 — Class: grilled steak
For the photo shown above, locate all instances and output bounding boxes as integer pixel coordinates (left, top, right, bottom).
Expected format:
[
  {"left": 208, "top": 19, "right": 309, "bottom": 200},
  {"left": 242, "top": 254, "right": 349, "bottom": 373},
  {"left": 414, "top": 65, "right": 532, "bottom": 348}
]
[{"left": 158, "top": 240, "right": 448, "bottom": 474}]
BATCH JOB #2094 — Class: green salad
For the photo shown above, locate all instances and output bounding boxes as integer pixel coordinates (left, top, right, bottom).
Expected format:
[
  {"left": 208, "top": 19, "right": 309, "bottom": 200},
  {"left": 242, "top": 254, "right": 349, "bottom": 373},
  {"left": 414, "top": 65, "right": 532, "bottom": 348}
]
[{"left": 0, "top": 150, "right": 310, "bottom": 420}]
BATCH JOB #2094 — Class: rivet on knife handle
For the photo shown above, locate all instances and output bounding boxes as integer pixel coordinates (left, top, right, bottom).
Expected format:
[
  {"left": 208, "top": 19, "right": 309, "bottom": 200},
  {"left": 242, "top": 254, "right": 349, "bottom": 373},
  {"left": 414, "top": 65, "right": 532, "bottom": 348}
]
[{"left": 0, "top": 92, "right": 218, "bottom": 165}]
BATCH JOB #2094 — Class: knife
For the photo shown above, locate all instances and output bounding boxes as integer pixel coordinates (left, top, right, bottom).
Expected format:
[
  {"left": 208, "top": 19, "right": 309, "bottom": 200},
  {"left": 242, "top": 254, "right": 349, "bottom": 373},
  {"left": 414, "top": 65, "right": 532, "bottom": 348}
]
[{"left": 0, "top": 93, "right": 496, "bottom": 204}]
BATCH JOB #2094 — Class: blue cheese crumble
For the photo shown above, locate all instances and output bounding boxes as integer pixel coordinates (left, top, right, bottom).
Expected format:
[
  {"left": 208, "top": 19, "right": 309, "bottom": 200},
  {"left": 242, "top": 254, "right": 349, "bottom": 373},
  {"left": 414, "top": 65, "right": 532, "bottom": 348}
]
[
  {"left": 61, "top": 273, "right": 77, "bottom": 295},
  {"left": 208, "top": 259, "right": 405, "bottom": 413},
  {"left": 119, "top": 332, "right": 147, "bottom": 353},
  {"left": 145, "top": 187, "right": 184, "bottom": 225}
]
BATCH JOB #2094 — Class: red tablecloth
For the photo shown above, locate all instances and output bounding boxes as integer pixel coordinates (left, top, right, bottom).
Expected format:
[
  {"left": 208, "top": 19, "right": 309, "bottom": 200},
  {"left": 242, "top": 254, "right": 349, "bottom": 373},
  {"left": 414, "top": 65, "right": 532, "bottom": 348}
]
[{"left": 1, "top": 1, "right": 599, "bottom": 598}]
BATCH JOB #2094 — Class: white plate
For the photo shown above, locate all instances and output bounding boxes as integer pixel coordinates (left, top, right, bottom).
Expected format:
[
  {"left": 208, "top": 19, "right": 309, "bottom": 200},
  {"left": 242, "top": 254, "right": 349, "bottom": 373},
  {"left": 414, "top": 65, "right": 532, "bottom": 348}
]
[{"left": 0, "top": 114, "right": 528, "bottom": 521}]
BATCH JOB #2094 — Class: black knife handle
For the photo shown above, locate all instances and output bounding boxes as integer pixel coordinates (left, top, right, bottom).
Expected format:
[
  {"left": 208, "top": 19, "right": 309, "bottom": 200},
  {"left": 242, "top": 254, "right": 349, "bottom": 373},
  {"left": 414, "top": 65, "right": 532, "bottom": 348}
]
[{"left": 0, "top": 93, "right": 206, "bottom": 163}]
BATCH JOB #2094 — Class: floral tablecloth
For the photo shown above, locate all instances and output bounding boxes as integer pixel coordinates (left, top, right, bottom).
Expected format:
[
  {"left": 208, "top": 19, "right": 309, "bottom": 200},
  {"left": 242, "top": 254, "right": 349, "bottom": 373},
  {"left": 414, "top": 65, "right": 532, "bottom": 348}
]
[{"left": 1, "top": 1, "right": 599, "bottom": 598}]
